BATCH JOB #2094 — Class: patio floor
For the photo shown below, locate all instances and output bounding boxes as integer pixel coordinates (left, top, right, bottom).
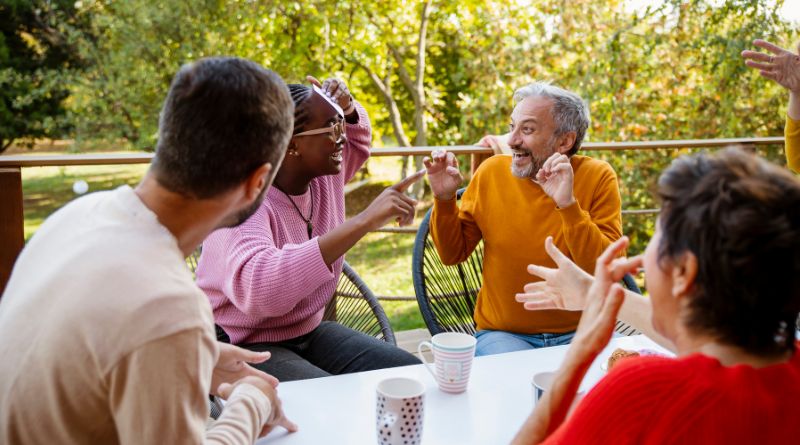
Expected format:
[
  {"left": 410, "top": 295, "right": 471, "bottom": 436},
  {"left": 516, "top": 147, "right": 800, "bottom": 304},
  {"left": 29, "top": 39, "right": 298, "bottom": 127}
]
[{"left": 395, "top": 328, "right": 433, "bottom": 362}]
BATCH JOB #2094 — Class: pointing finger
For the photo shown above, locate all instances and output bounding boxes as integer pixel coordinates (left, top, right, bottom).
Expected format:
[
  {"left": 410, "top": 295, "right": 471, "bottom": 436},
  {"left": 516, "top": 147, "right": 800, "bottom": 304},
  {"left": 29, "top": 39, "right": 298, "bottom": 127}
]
[
  {"left": 391, "top": 169, "right": 426, "bottom": 192},
  {"left": 306, "top": 76, "right": 322, "bottom": 87}
]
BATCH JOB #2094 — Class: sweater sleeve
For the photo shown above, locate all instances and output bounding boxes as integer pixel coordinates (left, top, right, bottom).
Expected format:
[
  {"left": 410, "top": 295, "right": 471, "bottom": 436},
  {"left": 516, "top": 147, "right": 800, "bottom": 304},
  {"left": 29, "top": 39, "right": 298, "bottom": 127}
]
[
  {"left": 342, "top": 101, "right": 372, "bottom": 183},
  {"left": 540, "top": 359, "right": 667, "bottom": 444},
  {"left": 429, "top": 178, "right": 484, "bottom": 266},
  {"left": 108, "top": 328, "right": 271, "bottom": 445},
  {"left": 785, "top": 116, "right": 800, "bottom": 173},
  {"left": 221, "top": 219, "right": 335, "bottom": 319},
  {"left": 557, "top": 163, "right": 622, "bottom": 274}
]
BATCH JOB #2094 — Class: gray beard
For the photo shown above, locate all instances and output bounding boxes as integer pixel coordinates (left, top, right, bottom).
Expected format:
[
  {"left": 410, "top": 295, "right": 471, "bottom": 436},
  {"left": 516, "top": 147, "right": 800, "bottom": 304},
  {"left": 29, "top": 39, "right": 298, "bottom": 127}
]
[
  {"left": 510, "top": 137, "right": 558, "bottom": 179},
  {"left": 511, "top": 155, "right": 547, "bottom": 179}
]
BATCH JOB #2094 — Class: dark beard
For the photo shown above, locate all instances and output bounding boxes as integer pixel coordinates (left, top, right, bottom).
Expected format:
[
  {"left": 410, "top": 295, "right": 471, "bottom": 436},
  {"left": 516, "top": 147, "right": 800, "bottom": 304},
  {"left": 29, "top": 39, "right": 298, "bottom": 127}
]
[{"left": 221, "top": 182, "right": 268, "bottom": 228}]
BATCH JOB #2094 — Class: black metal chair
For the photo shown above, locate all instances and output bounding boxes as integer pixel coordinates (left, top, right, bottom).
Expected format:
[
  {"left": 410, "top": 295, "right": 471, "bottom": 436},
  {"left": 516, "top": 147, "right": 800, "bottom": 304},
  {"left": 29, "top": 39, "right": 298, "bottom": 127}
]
[
  {"left": 188, "top": 248, "right": 395, "bottom": 345},
  {"left": 412, "top": 188, "right": 641, "bottom": 337},
  {"left": 323, "top": 261, "right": 396, "bottom": 345}
]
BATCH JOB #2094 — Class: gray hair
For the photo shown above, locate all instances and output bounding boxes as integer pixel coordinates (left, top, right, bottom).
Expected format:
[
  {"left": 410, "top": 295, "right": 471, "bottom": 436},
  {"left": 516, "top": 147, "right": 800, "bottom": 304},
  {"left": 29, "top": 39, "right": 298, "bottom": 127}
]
[{"left": 513, "top": 82, "right": 590, "bottom": 156}]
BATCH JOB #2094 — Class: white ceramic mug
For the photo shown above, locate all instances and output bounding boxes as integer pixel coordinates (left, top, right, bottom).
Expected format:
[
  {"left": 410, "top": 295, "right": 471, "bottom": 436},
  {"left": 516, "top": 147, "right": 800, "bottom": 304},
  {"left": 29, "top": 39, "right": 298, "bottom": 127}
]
[
  {"left": 417, "top": 332, "right": 477, "bottom": 393},
  {"left": 531, "top": 371, "right": 585, "bottom": 411},
  {"left": 376, "top": 377, "right": 425, "bottom": 445}
]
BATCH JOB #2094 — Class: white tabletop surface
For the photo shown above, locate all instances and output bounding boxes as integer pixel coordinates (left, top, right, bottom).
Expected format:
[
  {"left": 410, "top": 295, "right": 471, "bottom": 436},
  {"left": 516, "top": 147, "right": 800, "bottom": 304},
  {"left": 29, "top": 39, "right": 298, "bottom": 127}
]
[{"left": 256, "top": 335, "right": 670, "bottom": 445}]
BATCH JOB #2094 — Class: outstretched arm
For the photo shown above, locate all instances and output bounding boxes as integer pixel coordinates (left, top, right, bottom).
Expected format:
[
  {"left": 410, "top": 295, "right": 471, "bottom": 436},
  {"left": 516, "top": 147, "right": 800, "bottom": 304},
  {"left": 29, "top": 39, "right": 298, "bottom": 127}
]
[
  {"left": 516, "top": 236, "right": 675, "bottom": 351},
  {"left": 512, "top": 238, "right": 637, "bottom": 444},
  {"left": 742, "top": 39, "right": 800, "bottom": 171}
]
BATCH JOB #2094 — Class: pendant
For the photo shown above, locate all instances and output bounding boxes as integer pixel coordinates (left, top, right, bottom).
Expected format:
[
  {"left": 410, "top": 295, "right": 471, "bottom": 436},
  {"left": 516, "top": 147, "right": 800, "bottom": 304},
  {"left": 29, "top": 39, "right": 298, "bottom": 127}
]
[{"left": 307, "top": 221, "right": 313, "bottom": 239}]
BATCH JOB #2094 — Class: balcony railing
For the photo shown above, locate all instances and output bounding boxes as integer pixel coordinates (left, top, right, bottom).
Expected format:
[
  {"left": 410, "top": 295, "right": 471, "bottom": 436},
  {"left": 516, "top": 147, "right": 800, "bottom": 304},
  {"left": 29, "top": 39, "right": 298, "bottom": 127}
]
[{"left": 0, "top": 136, "right": 785, "bottom": 295}]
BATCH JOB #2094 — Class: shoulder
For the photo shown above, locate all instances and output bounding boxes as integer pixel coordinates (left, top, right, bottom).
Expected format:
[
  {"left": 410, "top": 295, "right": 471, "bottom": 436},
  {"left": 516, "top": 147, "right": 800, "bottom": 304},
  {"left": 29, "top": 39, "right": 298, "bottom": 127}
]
[
  {"left": 472, "top": 154, "right": 510, "bottom": 180},
  {"left": 585, "top": 355, "right": 691, "bottom": 404},
  {"left": 571, "top": 154, "right": 616, "bottom": 178}
]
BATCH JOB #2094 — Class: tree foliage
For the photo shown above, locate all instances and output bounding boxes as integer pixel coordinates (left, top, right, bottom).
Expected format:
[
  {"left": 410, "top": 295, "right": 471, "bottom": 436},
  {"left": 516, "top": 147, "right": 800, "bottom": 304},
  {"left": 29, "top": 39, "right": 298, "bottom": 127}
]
[
  {"left": 0, "top": 0, "right": 84, "bottom": 152},
  {"left": 3, "top": 0, "right": 798, "bottom": 250}
]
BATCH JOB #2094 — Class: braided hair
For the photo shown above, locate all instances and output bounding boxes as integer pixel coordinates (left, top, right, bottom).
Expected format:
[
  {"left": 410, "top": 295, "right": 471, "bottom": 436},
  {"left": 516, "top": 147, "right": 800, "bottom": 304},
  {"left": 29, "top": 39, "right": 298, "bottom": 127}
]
[{"left": 288, "top": 84, "right": 313, "bottom": 135}]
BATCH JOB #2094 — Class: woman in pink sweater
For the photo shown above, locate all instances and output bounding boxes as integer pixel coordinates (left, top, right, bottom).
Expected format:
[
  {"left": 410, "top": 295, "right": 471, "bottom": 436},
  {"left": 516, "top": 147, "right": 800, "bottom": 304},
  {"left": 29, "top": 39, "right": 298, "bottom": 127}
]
[{"left": 197, "top": 77, "right": 421, "bottom": 380}]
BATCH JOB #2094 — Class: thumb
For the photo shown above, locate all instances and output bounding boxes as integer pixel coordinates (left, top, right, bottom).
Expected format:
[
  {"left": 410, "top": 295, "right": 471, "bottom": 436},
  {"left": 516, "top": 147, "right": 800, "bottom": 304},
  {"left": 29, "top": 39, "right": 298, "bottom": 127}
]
[
  {"left": 242, "top": 349, "right": 271, "bottom": 364},
  {"left": 544, "top": 236, "right": 569, "bottom": 266},
  {"left": 217, "top": 382, "right": 234, "bottom": 399},
  {"left": 391, "top": 168, "right": 426, "bottom": 192},
  {"left": 306, "top": 75, "right": 322, "bottom": 87}
]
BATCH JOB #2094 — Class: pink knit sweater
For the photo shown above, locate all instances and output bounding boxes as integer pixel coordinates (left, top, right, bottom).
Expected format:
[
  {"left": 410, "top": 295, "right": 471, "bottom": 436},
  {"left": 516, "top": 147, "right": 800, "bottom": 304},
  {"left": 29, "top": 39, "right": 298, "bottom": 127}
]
[{"left": 196, "top": 103, "right": 371, "bottom": 344}]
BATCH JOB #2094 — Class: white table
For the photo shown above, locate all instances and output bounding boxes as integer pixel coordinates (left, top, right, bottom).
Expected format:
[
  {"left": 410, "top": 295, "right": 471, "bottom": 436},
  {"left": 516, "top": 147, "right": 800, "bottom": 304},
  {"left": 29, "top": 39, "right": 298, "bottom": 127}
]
[{"left": 256, "top": 335, "right": 670, "bottom": 445}]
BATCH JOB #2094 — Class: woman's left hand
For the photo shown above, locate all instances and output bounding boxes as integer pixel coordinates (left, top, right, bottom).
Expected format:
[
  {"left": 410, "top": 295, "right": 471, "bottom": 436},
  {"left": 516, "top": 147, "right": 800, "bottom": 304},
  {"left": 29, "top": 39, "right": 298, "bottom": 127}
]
[
  {"left": 569, "top": 237, "right": 642, "bottom": 360},
  {"left": 307, "top": 75, "right": 354, "bottom": 115}
]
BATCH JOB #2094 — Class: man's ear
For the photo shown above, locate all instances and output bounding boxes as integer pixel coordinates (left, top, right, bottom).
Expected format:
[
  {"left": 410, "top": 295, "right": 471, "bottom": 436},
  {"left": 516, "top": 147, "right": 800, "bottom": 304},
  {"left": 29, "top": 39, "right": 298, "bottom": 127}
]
[
  {"left": 244, "top": 163, "right": 272, "bottom": 201},
  {"left": 555, "top": 132, "right": 577, "bottom": 155},
  {"left": 671, "top": 251, "right": 698, "bottom": 301}
]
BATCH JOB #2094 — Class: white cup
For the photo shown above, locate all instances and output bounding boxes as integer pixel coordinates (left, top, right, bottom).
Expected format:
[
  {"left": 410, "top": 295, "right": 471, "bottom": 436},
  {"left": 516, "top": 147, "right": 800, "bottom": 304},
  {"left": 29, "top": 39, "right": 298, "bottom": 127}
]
[
  {"left": 376, "top": 377, "right": 425, "bottom": 445},
  {"left": 417, "top": 332, "right": 477, "bottom": 393},
  {"left": 531, "top": 371, "right": 585, "bottom": 411}
]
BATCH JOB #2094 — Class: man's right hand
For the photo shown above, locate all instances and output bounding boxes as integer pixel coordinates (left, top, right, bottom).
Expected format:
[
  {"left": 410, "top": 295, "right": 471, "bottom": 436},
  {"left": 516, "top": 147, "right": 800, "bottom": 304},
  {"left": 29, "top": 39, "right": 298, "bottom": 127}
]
[
  {"left": 423, "top": 150, "right": 463, "bottom": 201},
  {"left": 218, "top": 376, "right": 298, "bottom": 437}
]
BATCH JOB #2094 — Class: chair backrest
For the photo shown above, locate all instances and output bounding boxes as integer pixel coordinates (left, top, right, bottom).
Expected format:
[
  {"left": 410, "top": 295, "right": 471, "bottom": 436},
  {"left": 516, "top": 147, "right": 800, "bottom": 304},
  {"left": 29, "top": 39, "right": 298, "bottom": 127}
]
[
  {"left": 413, "top": 189, "right": 642, "bottom": 337},
  {"left": 324, "top": 261, "right": 396, "bottom": 345},
  {"left": 413, "top": 189, "right": 481, "bottom": 336}
]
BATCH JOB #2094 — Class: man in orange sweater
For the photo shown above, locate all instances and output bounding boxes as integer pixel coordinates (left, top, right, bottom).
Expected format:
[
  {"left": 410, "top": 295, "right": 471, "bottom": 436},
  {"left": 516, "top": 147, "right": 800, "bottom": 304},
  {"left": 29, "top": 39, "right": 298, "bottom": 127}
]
[{"left": 423, "top": 82, "right": 622, "bottom": 356}]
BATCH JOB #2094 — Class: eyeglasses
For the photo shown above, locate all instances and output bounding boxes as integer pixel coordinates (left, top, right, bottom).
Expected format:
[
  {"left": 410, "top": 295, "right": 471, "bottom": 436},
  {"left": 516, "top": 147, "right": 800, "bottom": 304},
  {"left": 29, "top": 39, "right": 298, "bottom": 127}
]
[{"left": 294, "top": 119, "right": 346, "bottom": 141}]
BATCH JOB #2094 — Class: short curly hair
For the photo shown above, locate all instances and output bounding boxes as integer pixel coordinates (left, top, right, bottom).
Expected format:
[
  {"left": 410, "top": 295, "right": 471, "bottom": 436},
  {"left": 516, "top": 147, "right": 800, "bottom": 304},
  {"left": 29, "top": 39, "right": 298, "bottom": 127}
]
[
  {"left": 152, "top": 57, "right": 293, "bottom": 199},
  {"left": 656, "top": 147, "right": 800, "bottom": 356}
]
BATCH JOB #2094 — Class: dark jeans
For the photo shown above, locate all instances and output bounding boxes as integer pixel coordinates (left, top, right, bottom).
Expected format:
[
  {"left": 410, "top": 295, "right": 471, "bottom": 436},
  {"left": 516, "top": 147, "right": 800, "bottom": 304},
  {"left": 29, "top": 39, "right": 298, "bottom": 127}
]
[{"left": 238, "top": 322, "right": 421, "bottom": 381}]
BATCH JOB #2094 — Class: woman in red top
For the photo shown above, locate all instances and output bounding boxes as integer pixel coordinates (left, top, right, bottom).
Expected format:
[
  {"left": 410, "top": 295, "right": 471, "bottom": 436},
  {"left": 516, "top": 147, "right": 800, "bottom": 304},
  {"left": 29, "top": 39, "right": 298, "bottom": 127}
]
[{"left": 513, "top": 147, "right": 800, "bottom": 444}]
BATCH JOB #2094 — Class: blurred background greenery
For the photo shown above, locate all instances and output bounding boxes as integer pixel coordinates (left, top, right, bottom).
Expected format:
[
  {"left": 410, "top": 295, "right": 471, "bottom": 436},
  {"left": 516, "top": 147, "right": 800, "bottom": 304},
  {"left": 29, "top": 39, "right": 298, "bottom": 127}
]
[{"left": 3, "top": 0, "right": 799, "bottom": 330}]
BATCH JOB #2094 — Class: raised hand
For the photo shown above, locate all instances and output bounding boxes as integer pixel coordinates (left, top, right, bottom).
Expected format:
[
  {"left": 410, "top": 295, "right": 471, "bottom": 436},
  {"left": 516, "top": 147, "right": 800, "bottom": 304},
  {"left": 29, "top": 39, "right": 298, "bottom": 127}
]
[
  {"left": 570, "top": 237, "right": 642, "bottom": 358},
  {"left": 211, "top": 342, "right": 279, "bottom": 397},
  {"left": 217, "top": 375, "right": 298, "bottom": 437},
  {"left": 515, "top": 236, "right": 593, "bottom": 312},
  {"left": 534, "top": 152, "right": 575, "bottom": 208},
  {"left": 307, "top": 75, "right": 355, "bottom": 114},
  {"left": 476, "top": 133, "right": 511, "bottom": 155},
  {"left": 423, "top": 150, "right": 463, "bottom": 200},
  {"left": 360, "top": 169, "right": 425, "bottom": 230},
  {"left": 741, "top": 40, "right": 800, "bottom": 93}
]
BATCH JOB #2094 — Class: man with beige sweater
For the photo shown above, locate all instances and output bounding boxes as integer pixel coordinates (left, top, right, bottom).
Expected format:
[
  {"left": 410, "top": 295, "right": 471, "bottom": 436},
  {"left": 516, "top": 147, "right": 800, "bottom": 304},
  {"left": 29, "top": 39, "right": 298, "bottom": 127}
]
[{"left": 0, "top": 57, "right": 297, "bottom": 444}]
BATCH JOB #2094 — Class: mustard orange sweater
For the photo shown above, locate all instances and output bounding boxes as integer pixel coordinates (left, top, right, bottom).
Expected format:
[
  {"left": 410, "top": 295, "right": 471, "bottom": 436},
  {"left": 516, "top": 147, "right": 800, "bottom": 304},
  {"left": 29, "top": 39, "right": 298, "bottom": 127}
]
[
  {"left": 786, "top": 117, "right": 799, "bottom": 173},
  {"left": 431, "top": 155, "right": 622, "bottom": 334}
]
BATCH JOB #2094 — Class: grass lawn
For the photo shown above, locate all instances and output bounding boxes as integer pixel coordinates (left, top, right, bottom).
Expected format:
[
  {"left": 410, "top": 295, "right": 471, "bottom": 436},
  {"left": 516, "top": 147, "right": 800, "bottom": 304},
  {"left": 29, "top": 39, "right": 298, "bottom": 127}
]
[{"left": 19, "top": 153, "right": 429, "bottom": 331}]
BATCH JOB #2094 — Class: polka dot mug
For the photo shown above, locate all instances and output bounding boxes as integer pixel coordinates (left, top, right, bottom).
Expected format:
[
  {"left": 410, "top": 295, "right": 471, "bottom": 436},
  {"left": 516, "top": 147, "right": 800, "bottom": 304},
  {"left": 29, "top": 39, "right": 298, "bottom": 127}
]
[{"left": 376, "top": 377, "right": 425, "bottom": 445}]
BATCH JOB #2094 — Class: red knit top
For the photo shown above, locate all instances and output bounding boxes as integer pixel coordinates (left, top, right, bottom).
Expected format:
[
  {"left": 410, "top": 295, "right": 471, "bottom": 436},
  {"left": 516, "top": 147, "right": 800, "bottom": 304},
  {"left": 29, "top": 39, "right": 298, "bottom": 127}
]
[{"left": 543, "top": 342, "right": 800, "bottom": 444}]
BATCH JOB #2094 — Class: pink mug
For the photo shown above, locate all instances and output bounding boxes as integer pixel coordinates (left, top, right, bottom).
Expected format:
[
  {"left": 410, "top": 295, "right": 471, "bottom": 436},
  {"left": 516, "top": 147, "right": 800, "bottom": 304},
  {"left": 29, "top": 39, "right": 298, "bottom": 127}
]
[{"left": 417, "top": 332, "right": 477, "bottom": 393}]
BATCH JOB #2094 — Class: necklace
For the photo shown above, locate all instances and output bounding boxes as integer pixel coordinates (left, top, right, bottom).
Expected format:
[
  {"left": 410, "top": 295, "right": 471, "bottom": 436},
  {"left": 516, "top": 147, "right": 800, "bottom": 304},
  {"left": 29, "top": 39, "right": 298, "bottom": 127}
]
[{"left": 274, "top": 184, "right": 314, "bottom": 239}]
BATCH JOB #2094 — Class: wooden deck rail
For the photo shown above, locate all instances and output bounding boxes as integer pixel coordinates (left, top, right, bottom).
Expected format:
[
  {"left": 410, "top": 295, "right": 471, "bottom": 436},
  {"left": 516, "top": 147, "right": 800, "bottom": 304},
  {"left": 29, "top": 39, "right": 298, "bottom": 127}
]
[{"left": 0, "top": 136, "right": 786, "bottom": 295}]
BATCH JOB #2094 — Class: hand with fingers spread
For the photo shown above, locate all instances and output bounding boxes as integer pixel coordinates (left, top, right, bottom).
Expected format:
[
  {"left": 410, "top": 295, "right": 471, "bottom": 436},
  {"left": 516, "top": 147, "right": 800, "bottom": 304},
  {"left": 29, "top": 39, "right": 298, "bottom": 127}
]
[
  {"left": 535, "top": 152, "right": 576, "bottom": 208},
  {"left": 307, "top": 75, "right": 356, "bottom": 116},
  {"left": 423, "top": 149, "right": 464, "bottom": 201},
  {"left": 515, "top": 236, "right": 593, "bottom": 312},
  {"left": 217, "top": 376, "right": 298, "bottom": 437},
  {"left": 360, "top": 169, "right": 426, "bottom": 230},
  {"left": 570, "top": 236, "right": 642, "bottom": 358},
  {"left": 476, "top": 133, "right": 511, "bottom": 155},
  {"left": 211, "top": 342, "right": 279, "bottom": 397},
  {"left": 741, "top": 40, "right": 800, "bottom": 94}
]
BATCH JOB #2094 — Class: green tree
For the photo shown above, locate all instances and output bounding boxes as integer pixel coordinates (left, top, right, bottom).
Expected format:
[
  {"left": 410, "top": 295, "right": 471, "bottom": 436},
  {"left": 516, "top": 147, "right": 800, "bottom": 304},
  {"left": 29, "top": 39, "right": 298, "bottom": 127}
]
[{"left": 0, "top": 0, "right": 82, "bottom": 153}]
